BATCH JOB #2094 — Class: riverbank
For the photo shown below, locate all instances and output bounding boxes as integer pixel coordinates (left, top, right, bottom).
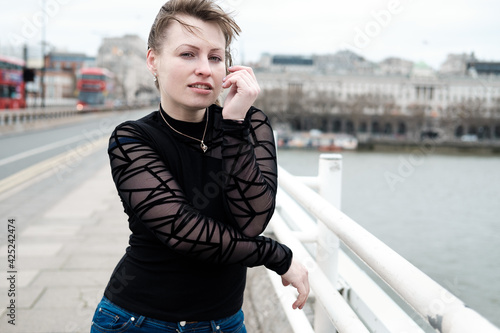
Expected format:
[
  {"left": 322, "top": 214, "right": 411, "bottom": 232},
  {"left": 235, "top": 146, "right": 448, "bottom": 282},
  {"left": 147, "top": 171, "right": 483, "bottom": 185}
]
[
  {"left": 278, "top": 134, "right": 500, "bottom": 155},
  {"left": 277, "top": 130, "right": 500, "bottom": 155},
  {"left": 357, "top": 139, "right": 500, "bottom": 154}
]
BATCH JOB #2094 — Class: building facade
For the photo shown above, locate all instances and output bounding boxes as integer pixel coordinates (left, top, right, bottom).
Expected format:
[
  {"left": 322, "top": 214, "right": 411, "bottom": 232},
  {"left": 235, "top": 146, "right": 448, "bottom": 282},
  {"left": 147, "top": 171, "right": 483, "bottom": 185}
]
[
  {"left": 97, "top": 34, "right": 157, "bottom": 106},
  {"left": 26, "top": 52, "right": 96, "bottom": 106},
  {"left": 253, "top": 52, "right": 500, "bottom": 141}
]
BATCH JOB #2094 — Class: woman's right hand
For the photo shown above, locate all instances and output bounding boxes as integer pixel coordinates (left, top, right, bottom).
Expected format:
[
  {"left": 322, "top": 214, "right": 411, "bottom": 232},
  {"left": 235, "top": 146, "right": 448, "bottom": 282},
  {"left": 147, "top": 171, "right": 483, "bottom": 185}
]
[
  {"left": 222, "top": 66, "right": 260, "bottom": 120},
  {"left": 281, "top": 259, "right": 310, "bottom": 310}
]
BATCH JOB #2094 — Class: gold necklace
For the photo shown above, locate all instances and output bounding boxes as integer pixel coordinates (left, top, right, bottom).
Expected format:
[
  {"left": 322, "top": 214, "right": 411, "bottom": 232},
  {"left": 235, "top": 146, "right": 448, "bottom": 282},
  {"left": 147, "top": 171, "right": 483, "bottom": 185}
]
[{"left": 160, "top": 108, "right": 209, "bottom": 153}]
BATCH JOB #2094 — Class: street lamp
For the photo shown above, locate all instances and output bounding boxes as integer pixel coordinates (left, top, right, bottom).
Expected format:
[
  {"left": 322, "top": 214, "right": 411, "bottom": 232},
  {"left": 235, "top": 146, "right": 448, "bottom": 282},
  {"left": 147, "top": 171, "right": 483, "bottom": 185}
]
[{"left": 40, "top": 0, "right": 46, "bottom": 108}]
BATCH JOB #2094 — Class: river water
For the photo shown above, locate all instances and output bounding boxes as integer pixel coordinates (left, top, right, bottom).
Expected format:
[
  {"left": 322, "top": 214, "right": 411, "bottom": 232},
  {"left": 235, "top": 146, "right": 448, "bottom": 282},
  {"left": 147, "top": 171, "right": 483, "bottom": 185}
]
[{"left": 277, "top": 148, "right": 500, "bottom": 328}]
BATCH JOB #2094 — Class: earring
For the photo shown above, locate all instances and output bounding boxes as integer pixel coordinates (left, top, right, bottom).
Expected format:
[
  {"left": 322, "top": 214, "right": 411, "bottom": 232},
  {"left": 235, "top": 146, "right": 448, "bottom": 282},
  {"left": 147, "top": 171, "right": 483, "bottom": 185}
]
[{"left": 153, "top": 73, "right": 157, "bottom": 82}]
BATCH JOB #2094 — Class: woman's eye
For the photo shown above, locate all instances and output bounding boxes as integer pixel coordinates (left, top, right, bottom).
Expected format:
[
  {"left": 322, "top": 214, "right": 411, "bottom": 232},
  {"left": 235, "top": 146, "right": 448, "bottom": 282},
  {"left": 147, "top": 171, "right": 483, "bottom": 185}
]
[
  {"left": 210, "top": 56, "right": 223, "bottom": 62},
  {"left": 181, "top": 52, "right": 194, "bottom": 58}
]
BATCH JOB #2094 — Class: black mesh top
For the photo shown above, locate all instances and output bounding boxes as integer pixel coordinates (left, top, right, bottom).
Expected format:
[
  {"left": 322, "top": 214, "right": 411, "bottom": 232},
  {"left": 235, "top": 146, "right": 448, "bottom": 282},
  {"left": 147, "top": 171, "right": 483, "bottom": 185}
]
[{"left": 103, "top": 104, "right": 292, "bottom": 322}]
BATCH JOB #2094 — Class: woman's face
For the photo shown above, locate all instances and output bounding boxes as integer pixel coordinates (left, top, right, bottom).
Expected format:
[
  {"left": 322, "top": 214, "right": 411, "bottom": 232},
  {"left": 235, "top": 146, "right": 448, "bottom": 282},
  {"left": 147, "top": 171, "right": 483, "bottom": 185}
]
[{"left": 147, "top": 14, "right": 226, "bottom": 120}]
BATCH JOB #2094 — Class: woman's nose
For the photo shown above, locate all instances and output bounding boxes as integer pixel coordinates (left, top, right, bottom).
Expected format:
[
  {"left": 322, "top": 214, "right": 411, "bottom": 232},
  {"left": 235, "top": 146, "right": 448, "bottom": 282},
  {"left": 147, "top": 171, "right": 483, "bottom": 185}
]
[{"left": 195, "top": 58, "right": 211, "bottom": 76}]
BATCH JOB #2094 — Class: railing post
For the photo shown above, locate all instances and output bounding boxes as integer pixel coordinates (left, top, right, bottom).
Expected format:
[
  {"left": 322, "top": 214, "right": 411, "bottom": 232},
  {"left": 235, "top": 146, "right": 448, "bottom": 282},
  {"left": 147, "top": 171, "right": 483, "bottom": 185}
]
[{"left": 314, "top": 154, "right": 342, "bottom": 333}]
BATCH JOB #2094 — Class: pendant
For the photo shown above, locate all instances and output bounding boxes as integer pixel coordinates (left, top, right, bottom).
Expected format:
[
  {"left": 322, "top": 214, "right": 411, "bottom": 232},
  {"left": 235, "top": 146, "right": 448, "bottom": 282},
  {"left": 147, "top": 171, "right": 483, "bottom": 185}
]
[{"left": 200, "top": 141, "right": 208, "bottom": 153}]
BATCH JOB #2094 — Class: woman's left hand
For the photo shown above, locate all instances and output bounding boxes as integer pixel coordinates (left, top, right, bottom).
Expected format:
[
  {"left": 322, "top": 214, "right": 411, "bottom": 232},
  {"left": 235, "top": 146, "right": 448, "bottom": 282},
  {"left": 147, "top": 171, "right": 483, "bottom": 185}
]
[
  {"left": 222, "top": 66, "right": 260, "bottom": 120},
  {"left": 281, "top": 259, "right": 310, "bottom": 310}
]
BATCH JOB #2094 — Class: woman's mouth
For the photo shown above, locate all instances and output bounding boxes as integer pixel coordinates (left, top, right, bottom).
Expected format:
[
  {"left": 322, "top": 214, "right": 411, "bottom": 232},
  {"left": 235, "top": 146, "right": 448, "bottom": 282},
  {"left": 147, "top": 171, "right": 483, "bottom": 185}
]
[{"left": 189, "top": 84, "right": 212, "bottom": 90}]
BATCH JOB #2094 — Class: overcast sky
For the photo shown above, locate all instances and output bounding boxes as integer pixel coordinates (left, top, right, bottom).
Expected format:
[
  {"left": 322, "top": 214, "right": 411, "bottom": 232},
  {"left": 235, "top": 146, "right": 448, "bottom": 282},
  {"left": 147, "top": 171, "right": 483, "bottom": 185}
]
[{"left": 1, "top": 0, "right": 499, "bottom": 69}]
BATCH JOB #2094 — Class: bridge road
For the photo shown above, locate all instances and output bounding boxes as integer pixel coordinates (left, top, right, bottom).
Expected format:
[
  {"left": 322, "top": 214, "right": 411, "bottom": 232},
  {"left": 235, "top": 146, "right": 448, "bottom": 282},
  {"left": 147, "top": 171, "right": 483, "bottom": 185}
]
[{"left": 0, "top": 108, "right": 150, "bottom": 332}]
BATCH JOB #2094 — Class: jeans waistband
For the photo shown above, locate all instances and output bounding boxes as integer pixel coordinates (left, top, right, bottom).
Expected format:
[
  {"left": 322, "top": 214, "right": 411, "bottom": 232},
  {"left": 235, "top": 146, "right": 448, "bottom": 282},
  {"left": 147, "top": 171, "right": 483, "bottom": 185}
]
[{"left": 100, "top": 296, "right": 242, "bottom": 331}]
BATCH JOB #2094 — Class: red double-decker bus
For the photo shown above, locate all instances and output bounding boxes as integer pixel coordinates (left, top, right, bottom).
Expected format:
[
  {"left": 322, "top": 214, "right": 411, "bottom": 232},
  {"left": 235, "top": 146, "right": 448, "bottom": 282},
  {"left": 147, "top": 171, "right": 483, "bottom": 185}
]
[
  {"left": 0, "top": 55, "right": 26, "bottom": 109},
  {"left": 76, "top": 67, "right": 115, "bottom": 110}
]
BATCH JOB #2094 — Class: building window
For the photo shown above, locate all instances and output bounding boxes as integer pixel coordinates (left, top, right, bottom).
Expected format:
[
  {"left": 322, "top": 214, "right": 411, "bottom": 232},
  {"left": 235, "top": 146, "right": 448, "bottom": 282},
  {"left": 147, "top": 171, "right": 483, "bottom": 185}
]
[
  {"left": 494, "top": 125, "right": 500, "bottom": 139},
  {"left": 384, "top": 123, "right": 393, "bottom": 135},
  {"left": 333, "top": 120, "right": 342, "bottom": 133},
  {"left": 346, "top": 121, "right": 354, "bottom": 134},
  {"left": 455, "top": 125, "right": 464, "bottom": 138},
  {"left": 398, "top": 122, "right": 407, "bottom": 135}
]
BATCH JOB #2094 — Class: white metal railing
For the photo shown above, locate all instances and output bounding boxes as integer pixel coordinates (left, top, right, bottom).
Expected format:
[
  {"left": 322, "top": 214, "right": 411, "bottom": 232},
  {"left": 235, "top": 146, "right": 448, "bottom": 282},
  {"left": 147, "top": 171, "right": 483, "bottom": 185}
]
[{"left": 270, "top": 154, "right": 500, "bottom": 333}]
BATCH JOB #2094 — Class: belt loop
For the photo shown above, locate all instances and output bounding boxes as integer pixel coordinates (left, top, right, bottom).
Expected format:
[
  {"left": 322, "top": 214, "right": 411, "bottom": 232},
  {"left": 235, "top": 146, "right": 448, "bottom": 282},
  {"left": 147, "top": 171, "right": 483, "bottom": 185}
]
[
  {"left": 134, "top": 315, "right": 145, "bottom": 327},
  {"left": 210, "top": 319, "right": 221, "bottom": 333}
]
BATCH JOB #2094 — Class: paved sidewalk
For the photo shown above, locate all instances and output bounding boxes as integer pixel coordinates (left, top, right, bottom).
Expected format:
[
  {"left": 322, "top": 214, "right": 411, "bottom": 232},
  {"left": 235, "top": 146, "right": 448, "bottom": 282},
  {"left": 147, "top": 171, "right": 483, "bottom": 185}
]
[{"left": 0, "top": 164, "right": 130, "bottom": 333}]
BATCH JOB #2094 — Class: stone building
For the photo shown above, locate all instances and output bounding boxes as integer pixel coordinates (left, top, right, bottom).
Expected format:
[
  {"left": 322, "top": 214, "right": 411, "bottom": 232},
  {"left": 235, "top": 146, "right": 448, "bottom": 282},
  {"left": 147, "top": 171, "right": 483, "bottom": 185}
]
[
  {"left": 253, "top": 52, "right": 500, "bottom": 141},
  {"left": 96, "top": 34, "right": 157, "bottom": 106}
]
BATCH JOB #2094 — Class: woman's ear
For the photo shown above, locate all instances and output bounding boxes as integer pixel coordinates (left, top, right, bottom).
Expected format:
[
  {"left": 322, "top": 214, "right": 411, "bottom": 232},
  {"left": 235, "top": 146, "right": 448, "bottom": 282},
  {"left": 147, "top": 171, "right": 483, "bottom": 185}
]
[{"left": 146, "top": 48, "right": 157, "bottom": 76}]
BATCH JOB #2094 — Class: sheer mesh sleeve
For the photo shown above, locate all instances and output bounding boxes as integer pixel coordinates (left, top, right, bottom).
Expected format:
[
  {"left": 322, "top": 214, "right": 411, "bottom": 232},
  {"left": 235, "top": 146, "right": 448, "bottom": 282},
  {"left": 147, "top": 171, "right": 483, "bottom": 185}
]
[
  {"left": 108, "top": 123, "right": 291, "bottom": 275},
  {"left": 221, "top": 108, "right": 277, "bottom": 237}
]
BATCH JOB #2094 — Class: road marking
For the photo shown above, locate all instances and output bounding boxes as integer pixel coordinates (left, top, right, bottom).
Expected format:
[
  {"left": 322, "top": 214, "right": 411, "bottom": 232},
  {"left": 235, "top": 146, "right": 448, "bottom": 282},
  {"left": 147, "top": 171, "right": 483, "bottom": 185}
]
[
  {"left": 0, "top": 134, "right": 86, "bottom": 167},
  {"left": 0, "top": 136, "right": 108, "bottom": 196}
]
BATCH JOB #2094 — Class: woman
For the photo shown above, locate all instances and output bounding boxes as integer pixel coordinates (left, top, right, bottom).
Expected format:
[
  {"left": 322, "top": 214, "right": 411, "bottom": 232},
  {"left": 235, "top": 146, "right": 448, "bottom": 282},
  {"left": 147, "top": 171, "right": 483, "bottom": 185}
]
[{"left": 90, "top": 1, "right": 309, "bottom": 332}]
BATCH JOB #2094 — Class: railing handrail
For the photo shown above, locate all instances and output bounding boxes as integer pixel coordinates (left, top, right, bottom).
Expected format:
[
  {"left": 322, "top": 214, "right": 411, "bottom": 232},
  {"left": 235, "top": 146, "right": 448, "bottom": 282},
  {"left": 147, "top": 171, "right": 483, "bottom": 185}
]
[
  {"left": 270, "top": 211, "right": 371, "bottom": 332},
  {"left": 277, "top": 164, "right": 500, "bottom": 333},
  {"left": 0, "top": 105, "right": 78, "bottom": 113}
]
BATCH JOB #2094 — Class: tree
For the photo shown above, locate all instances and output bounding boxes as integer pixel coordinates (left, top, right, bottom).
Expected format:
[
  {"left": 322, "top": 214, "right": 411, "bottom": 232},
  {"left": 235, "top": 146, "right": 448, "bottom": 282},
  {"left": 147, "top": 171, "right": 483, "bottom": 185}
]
[{"left": 255, "top": 88, "right": 289, "bottom": 123}]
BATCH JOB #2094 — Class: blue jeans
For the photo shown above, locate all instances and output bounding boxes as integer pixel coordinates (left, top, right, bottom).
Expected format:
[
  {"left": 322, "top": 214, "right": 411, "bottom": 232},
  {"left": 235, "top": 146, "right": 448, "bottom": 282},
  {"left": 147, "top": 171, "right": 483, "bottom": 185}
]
[{"left": 90, "top": 297, "right": 247, "bottom": 333}]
